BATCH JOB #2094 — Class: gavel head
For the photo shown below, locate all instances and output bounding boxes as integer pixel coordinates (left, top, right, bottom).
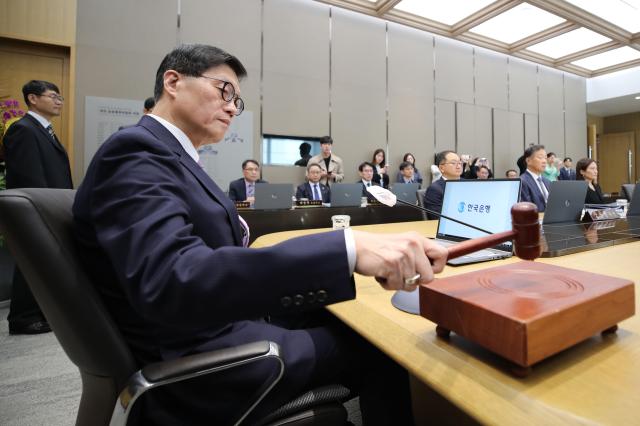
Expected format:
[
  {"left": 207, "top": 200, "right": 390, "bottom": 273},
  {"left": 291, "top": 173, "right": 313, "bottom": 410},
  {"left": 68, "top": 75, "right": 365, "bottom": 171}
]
[{"left": 511, "top": 202, "right": 541, "bottom": 260}]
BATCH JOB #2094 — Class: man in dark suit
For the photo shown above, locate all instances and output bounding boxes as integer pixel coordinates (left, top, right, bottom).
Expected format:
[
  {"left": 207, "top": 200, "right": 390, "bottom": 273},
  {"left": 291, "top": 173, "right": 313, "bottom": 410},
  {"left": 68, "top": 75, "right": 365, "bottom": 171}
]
[
  {"left": 424, "top": 150, "right": 462, "bottom": 220},
  {"left": 295, "top": 162, "right": 330, "bottom": 202},
  {"left": 3, "top": 80, "right": 72, "bottom": 335},
  {"left": 72, "top": 44, "right": 447, "bottom": 425},
  {"left": 520, "top": 144, "right": 551, "bottom": 212},
  {"left": 558, "top": 157, "right": 576, "bottom": 180},
  {"left": 227, "top": 159, "right": 267, "bottom": 204},
  {"left": 357, "top": 161, "right": 379, "bottom": 200}
]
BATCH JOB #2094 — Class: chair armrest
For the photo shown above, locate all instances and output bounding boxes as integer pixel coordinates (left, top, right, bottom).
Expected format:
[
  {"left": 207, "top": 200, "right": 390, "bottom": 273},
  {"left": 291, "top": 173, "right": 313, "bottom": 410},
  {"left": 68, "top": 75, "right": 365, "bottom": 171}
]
[{"left": 110, "top": 341, "right": 283, "bottom": 426}]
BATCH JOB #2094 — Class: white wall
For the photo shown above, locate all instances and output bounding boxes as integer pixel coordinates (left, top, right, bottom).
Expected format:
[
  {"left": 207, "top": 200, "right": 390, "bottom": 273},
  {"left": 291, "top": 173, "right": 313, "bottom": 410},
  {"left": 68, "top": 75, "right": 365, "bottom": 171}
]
[{"left": 74, "top": 0, "right": 588, "bottom": 182}]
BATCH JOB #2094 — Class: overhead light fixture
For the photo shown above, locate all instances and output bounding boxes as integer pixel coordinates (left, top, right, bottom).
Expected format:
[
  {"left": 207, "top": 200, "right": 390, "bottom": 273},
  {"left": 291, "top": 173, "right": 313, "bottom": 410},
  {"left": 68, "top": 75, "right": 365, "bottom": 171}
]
[{"left": 636, "top": 96, "right": 640, "bottom": 100}]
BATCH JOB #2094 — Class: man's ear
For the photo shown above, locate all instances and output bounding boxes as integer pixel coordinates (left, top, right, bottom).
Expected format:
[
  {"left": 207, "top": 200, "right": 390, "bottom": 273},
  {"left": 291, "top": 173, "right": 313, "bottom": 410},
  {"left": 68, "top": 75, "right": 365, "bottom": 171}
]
[
  {"left": 27, "top": 93, "right": 38, "bottom": 107},
  {"left": 163, "top": 70, "right": 181, "bottom": 98}
]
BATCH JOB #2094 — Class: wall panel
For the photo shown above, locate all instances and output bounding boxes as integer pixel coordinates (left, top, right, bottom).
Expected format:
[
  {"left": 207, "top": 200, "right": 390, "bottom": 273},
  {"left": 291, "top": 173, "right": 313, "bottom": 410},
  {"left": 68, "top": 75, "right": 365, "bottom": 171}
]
[
  {"left": 387, "top": 22, "right": 434, "bottom": 181},
  {"left": 331, "top": 8, "right": 386, "bottom": 182},
  {"left": 435, "top": 99, "right": 455, "bottom": 154},
  {"left": 509, "top": 58, "right": 538, "bottom": 114},
  {"left": 456, "top": 103, "right": 492, "bottom": 160},
  {"left": 538, "top": 67, "right": 565, "bottom": 155},
  {"left": 475, "top": 48, "right": 508, "bottom": 110},
  {"left": 263, "top": 0, "right": 329, "bottom": 136},
  {"left": 434, "top": 36, "right": 473, "bottom": 104},
  {"left": 494, "top": 109, "right": 524, "bottom": 176},
  {"left": 564, "top": 73, "right": 588, "bottom": 163}
]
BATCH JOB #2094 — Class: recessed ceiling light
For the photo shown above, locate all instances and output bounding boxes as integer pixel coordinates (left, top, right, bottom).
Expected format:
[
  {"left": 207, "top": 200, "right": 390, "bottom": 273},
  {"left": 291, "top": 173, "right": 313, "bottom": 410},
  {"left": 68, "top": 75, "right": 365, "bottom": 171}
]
[{"left": 636, "top": 96, "right": 640, "bottom": 100}]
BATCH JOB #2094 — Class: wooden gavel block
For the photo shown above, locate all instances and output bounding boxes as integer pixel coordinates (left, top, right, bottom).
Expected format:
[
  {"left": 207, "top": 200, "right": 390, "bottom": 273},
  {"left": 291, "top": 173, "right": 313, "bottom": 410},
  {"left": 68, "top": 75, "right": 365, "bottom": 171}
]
[{"left": 419, "top": 261, "right": 635, "bottom": 376}]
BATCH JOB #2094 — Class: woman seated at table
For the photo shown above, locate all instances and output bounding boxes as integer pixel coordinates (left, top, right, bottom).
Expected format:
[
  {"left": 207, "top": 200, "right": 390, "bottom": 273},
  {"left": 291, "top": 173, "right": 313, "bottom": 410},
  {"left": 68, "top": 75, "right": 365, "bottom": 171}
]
[{"left": 576, "top": 158, "right": 605, "bottom": 204}]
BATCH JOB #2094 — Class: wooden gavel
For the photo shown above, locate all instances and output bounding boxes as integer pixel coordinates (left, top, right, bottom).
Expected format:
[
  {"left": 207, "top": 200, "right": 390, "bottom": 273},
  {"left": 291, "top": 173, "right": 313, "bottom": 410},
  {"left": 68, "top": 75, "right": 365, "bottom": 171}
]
[{"left": 446, "top": 202, "right": 541, "bottom": 261}]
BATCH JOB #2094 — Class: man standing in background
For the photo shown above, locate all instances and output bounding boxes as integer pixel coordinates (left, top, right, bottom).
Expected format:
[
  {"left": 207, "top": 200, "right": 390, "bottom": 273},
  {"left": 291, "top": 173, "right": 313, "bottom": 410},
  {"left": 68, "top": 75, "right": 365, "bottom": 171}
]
[
  {"left": 3, "top": 80, "right": 72, "bottom": 334},
  {"left": 308, "top": 136, "right": 344, "bottom": 186},
  {"left": 559, "top": 157, "right": 576, "bottom": 180}
]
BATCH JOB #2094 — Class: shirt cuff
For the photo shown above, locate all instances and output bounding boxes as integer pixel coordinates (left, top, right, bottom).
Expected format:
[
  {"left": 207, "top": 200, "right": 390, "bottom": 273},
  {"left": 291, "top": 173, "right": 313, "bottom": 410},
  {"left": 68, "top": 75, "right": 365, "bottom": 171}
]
[{"left": 343, "top": 227, "right": 356, "bottom": 275}]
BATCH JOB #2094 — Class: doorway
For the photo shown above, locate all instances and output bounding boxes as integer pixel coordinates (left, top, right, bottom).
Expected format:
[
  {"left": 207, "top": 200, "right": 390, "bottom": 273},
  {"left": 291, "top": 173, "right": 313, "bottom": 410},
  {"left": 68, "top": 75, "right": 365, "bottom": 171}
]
[
  {"left": 0, "top": 38, "right": 71, "bottom": 153},
  {"left": 598, "top": 131, "right": 636, "bottom": 194}
]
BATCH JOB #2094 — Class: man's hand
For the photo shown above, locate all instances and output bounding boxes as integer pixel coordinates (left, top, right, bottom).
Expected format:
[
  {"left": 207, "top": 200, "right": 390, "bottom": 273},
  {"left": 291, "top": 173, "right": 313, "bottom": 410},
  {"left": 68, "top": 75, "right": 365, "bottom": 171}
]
[{"left": 351, "top": 231, "right": 448, "bottom": 291}]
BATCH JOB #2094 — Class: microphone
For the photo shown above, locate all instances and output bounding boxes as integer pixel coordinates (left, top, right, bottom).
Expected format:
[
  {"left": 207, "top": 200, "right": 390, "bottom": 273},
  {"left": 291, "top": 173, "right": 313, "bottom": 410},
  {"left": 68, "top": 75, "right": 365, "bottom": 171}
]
[{"left": 366, "top": 185, "right": 492, "bottom": 235}]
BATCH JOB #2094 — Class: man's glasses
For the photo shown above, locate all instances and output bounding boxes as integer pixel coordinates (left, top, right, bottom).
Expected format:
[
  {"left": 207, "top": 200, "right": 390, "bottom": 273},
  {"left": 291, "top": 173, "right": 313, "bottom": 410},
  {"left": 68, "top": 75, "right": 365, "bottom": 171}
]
[
  {"left": 442, "top": 161, "right": 463, "bottom": 166},
  {"left": 39, "top": 93, "right": 64, "bottom": 102},
  {"left": 199, "top": 75, "right": 244, "bottom": 116}
]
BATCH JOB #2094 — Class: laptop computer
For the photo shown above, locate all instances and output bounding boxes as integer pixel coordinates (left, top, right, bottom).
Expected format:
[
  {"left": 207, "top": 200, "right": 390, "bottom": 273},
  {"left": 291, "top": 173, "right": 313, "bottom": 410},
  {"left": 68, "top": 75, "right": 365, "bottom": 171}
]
[
  {"left": 330, "top": 183, "right": 363, "bottom": 207},
  {"left": 391, "top": 183, "right": 420, "bottom": 204},
  {"left": 542, "top": 180, "right": 588, "bottom": 224},
  {"left": 435, "top": 179, "right": 521, "bottom": 266},
  {"left": 253, "top": 183, "right": 293, "bottom": 210},
  {"left": 628, "top": 183, "right": 640, "bottom": 216}
]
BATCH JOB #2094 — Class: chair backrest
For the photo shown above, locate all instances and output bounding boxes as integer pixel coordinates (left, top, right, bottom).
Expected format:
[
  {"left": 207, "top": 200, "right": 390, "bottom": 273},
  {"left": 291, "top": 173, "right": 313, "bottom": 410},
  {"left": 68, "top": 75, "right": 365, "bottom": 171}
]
[
  {"left": 0, "top": 189, "right": 137, "bottom": 386},
  {"left": 416, "top": 189, "right": 428, "bottom": 220},
  {"left": 621, "top": 184, "right": 635, "bottom": 201}
]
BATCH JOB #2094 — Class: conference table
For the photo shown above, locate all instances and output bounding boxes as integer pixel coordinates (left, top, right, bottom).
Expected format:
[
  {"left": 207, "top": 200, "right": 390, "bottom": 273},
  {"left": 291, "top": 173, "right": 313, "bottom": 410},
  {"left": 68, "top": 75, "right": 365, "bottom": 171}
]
[{"left": 253, "top": 220, "right": 640, "bottom": 425}]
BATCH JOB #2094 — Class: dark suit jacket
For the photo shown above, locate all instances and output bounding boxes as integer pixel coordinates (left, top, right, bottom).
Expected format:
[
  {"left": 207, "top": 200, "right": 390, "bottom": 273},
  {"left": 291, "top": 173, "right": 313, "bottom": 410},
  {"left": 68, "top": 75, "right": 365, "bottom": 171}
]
[
  {"left": 296, "top": 182, "right": 330, "bottom": 203},
  {"left": 520, "top": 171, "right": 551, "bottom": 212},
  {"left": 72, "top": 116, "right": 355, "bottom": 423},
  {"left": 227, "top": 177, "right": 267, "bottom": 201},
  {"left": 358, "top": 180, "right": 379, "bottom": 200},
  {"left": 585, "top": 183, "right": 605, "bottom": 204},
  {"left": 3, "top": 113, "right": 72, "bottom": 189},
  {"left": 424, "top": 178, "right": 446, "bottom": 220},
  {"left": 372, "top": 172, "right": 389, "bottom": 189},
  {"left": 558, "top": 167, "right": 576, "bottom": 180}
]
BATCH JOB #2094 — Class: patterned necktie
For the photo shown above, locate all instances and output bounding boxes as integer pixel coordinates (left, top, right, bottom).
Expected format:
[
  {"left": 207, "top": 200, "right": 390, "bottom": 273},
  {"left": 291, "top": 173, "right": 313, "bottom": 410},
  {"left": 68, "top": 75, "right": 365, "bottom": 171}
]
[
  {"left": 312, "top": 184, "right": 321, "bottom": 201},
  {"left": 537, "top": 177, "right": 549, "bottom": 202},
  {"left": 46, "top": 125, "right": 56, "bottom": 140},
  {"left": 247, "top": 183, "right": 255, "bottom": 198}
]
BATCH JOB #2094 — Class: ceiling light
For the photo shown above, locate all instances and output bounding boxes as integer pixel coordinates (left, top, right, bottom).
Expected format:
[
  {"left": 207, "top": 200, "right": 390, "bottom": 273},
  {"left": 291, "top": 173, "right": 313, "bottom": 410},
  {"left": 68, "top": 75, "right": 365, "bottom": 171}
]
[
  {"left": 572, "top": 46, "right": 640, "bottom": 70},
  {"left": 468, "top": 3, "right": 565, "bottom": 44},
  {"left": 393, "top": 0, "right": 495, "bottom": 25},
  {"left": 526, "top": 28, "right": 611, "bottom": 59}
]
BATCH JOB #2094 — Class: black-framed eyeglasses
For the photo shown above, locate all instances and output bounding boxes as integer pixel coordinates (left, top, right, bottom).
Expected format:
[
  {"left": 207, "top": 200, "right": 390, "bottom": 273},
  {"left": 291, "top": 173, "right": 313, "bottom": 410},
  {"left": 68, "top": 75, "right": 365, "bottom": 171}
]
[
  {"left": 199, "top": 75, "right": 244, "bottom": 116},
  {"left": 39, "top": 93, "right": 64, "bottom": 102}
]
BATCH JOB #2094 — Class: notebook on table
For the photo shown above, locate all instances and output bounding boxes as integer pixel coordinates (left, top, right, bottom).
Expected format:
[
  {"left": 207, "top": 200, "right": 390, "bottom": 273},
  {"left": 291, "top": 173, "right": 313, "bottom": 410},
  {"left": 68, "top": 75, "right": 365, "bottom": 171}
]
[
  {"left": 330, "top": 183, "right": 363, "bottom": 207},
  {"left": 542, "top": 181, "right": 587, "bottom": 224},
  {"left": 435, "top": 179, "right": 522, "bottom": 266},
  {"left": 253, "top": 184, "right": 293, "bottom": 210}
]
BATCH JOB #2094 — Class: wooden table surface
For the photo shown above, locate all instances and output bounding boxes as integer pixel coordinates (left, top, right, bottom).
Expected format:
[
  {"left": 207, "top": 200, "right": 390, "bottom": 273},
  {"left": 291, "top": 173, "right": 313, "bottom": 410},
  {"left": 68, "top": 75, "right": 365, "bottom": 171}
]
[{"left": 253, "top": 221, "right": 640, "bottom": 426}]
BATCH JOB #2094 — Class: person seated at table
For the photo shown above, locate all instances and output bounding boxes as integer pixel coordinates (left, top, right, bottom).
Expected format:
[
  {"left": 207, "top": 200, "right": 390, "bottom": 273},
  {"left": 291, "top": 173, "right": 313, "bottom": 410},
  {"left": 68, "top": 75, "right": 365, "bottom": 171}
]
[
  {"left": 397, "top": 161, "right": 419, "bottom": 187},
  {"left": 228, "top": 159, "right": 267, "bottom": 204},
  {"left": 395, "top": 153, "right": 423, "bottom": 184},
  {"left": 424, "top": 150, "right": 462, "bottom": 219},
  {"left": 371, "top": 148, "right": 390, "bottom": 189},
  {"left": 576, "top": 158, "right": 605, "bottom": 204},
  {"left": 357, "top": 161, "right": 379, "bottom": 199},
  {"left": 295, "top": 162, "right": 330, "bottom": 203},
  {"left": 520, "top": 145, "right": 551, "bottom": 212},
  {"left": 505, "top": 169, "right": 519, "bottom": 179},
  {"left": 477, "top": 165, "right": 491, "bottom": 180}
]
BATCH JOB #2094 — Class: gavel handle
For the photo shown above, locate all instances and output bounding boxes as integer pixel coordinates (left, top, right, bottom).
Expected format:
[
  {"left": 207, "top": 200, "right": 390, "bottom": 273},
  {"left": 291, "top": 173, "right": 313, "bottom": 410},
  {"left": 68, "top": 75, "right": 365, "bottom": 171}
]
[{"left": 446, "top": 230, "right": 516, "bottom": 260}]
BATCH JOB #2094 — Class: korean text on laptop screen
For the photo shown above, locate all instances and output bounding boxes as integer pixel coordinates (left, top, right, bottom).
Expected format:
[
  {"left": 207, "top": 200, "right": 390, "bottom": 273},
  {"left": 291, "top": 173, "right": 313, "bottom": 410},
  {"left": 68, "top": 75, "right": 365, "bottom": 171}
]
[{"left": 438, "top": 179, "right": 521, "bottom": 246}]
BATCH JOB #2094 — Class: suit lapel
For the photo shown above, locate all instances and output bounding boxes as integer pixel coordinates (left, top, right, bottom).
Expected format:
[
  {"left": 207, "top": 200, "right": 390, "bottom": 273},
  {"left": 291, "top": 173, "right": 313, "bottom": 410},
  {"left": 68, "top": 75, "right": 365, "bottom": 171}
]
[
  {"left": 24, "top": 114, "right": 66, "bottom": 153},
  {"left": 139, "top": 116, "right": 244, "bottom": 246}
]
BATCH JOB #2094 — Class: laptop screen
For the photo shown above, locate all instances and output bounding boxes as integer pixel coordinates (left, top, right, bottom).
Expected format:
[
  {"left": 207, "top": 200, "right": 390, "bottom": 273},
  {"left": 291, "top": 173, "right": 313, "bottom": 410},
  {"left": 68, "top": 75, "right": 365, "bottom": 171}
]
[{"left": 437, "top": 179, "right": 521, "bottom": 250}]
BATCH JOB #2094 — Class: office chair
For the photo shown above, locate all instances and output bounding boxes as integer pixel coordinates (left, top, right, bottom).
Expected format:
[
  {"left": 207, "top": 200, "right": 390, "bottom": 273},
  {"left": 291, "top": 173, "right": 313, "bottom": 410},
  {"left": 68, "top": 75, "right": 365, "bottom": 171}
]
[
  {"left": 0, "top": 189, "right": 349, "bottom": 426},
  {"left": 416, "top": 189, "right": 428, "bottom": 220},
  {"left": 621, "top": 184, "right": 635, "bottom": 201}
]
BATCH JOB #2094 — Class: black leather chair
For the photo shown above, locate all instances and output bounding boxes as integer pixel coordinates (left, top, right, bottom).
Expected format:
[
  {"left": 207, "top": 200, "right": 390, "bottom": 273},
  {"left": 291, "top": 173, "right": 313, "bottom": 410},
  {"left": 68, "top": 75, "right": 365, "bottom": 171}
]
[
  {"left": 416, "top": 189, "right": 428, "bottom": 220},
  {"left": 621, "top": 184, "right": 635, "bottom": 201},
  {"left": 0, "top": 189, "right": 349, "bottom": 425}
]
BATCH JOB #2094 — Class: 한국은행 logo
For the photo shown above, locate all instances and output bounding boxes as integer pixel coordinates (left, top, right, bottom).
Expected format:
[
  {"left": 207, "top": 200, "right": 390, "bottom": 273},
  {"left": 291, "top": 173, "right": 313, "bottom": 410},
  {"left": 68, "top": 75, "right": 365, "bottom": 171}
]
[{"left": 458, "top": 201, "right": 466, "bottom": 213}]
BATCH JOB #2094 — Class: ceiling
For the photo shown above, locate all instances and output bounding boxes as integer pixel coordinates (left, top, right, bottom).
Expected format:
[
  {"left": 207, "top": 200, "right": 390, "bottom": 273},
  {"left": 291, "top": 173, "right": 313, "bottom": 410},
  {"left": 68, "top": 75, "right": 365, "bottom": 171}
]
[
  {"left": 315, "top": 0, "right": 640, "bottom": 78},
  {"left": 587, "top": 94, "right": 640, "bottom": 116}
]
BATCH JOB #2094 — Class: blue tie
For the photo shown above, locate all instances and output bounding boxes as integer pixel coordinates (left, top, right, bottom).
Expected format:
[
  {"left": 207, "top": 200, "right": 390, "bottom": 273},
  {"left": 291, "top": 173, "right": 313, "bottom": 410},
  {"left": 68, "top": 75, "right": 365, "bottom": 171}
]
[{"left": 312, "top": 184, "right": 321, "bottom": 201}]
